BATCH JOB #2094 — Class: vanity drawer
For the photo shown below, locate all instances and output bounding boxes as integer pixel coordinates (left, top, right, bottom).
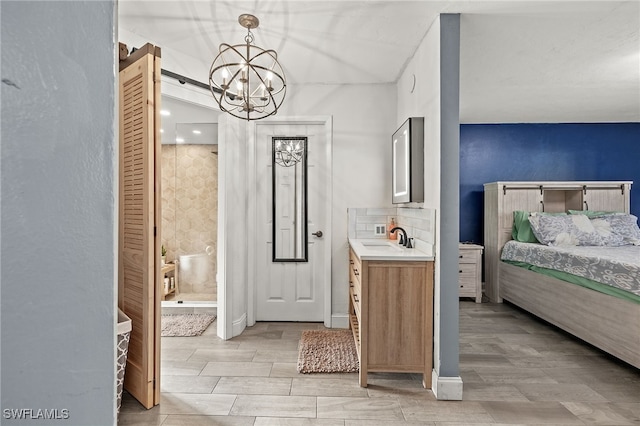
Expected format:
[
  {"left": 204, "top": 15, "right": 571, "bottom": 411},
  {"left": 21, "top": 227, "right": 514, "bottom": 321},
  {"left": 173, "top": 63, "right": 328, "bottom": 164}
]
[
  {"left": 350, "top": 286, "right": 361, "bottom": 315},
  {"left": 349, "top": 250, "right": 362, "bottom": 286},
  {"left": 349, "top": 270, "right": 361, "bottom": 303},
  {"left": 349, "top": 272, "right": 361, "bottom": 299},
  {"left": 350, "top": 249, "right": 361, "bottom": 270}
]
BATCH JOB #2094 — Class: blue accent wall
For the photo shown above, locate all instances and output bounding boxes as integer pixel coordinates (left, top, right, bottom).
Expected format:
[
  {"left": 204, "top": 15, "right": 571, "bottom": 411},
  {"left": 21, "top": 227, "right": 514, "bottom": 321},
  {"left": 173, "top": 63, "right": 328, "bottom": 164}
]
[{"left": 460, "top": 123, "right": 640, "bottom": 244}]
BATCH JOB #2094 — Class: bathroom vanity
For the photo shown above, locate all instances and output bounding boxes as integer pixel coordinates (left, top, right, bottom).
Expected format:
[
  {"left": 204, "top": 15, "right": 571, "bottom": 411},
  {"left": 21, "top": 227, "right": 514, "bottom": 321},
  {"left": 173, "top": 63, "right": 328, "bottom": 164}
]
[{"left": 348, "top": 239, "right": 434, "bottom": 388}]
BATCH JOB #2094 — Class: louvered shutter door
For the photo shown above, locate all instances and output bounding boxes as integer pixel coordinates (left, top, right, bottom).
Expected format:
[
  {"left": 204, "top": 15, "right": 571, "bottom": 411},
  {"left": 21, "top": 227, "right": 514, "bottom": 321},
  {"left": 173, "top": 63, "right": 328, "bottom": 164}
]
[{"left": 118, "top": 44, "right": 161, "bottom": 409}]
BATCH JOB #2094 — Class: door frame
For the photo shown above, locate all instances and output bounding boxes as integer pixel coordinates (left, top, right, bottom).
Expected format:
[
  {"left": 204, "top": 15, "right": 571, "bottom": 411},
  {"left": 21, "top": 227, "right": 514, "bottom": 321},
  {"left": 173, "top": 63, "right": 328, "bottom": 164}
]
[{"left": 247, "top": 116, "right": 333, "bottom": 328}]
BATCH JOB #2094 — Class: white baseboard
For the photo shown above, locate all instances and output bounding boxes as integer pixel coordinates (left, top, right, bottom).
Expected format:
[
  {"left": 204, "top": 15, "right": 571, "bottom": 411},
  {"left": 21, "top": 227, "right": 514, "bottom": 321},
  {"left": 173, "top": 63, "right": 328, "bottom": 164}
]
[
  {"left": 232, "top": 313, "right": 247, "bottom": 338},
  {"left": 331, "top": 313, "right": 349, "bottom": 329},
  {"left": 431, "top": 369, "right": 463, "bottom": 400}
]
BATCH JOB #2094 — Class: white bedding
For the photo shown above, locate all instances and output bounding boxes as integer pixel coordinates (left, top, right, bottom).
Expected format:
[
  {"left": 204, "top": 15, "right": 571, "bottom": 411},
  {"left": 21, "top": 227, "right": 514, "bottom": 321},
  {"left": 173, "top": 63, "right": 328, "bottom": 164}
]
[{"left": 500, "top": 241, "right": 640, "bottom": 297}]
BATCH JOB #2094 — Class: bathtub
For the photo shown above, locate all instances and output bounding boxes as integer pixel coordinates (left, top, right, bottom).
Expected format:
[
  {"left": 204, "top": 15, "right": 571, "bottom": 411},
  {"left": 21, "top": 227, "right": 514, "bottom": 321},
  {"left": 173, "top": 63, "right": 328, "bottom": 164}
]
[{"left": 178, "top": 253, "right": 216, "bottom": 294}]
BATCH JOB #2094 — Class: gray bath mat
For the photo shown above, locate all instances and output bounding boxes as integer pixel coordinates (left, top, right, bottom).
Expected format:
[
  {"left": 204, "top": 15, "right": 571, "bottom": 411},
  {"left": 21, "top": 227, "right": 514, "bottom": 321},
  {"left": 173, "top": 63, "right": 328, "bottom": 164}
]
[{"left": 161, "top": 313, "right": 216, "bottom": 337}]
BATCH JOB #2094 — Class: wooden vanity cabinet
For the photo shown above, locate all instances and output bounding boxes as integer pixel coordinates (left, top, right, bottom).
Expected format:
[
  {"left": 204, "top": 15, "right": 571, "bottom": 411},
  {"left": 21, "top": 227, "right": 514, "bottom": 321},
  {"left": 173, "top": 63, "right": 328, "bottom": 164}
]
[{"left": 348, "top": 247, "right": 434, "bottom": 388}]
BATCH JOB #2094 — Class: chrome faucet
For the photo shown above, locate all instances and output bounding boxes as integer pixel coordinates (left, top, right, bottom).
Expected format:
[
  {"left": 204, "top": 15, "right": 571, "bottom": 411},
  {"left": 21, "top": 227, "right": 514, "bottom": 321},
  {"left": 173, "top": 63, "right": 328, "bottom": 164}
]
[{"left": 390, "top": 226, "right": 412, "bottom": 248}]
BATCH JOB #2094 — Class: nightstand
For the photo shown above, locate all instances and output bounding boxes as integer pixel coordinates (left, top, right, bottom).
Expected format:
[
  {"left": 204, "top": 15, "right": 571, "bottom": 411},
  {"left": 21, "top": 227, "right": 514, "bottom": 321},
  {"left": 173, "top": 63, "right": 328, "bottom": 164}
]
[{"left": 459, "top": 243, "right": 483, "bottom": 303}]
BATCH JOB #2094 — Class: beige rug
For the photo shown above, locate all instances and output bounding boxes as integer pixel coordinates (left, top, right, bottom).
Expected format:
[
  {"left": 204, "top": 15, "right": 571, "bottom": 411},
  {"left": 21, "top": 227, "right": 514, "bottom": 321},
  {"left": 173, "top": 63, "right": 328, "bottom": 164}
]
[
  {"left": 297, "top": 330, "right": 359, "bottom": 373},
  {"left": 161, "top": 314, "right": 216, "bottom": 337}
]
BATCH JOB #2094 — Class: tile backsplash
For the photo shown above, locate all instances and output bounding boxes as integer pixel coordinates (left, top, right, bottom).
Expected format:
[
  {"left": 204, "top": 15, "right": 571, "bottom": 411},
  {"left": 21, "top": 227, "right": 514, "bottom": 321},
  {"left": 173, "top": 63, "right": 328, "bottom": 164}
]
[{"left": 348, "top": 207, "right": 435, "bottom": 244}]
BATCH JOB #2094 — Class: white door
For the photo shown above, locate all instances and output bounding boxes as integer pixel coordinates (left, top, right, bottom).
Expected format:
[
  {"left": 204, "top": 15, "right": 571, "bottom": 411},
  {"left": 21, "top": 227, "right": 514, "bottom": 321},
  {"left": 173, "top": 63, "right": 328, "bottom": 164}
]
[{"left": 254, "top": 119, "right": 331, "bottom": 322}]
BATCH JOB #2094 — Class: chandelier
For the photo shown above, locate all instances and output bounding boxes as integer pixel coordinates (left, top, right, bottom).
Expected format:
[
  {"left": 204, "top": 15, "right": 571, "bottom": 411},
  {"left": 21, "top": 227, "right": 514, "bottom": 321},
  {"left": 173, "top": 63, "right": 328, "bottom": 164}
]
[
  {"left": 273, "top": 137, "right": 305, "bottom": 167},
  {"left": 209, "top": 14, "right": 286, "bottom": 121}
]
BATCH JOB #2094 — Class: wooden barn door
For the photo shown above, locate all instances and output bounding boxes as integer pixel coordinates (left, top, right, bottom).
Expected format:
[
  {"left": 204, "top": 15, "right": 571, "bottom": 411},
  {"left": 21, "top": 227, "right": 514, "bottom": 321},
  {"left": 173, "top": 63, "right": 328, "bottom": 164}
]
[{"left": 118, "top": 43, "right": 162, "bottom": 409}]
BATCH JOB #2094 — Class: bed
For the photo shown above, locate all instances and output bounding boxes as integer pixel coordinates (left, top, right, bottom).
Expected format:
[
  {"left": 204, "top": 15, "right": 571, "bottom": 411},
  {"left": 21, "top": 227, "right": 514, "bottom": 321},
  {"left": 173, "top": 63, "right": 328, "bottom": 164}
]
[
  {"left": 483, "top": 181, "right": 640, "bottom": 370},
  {"left": 498, "top": 265, "right": 640, "bottom": 369}
]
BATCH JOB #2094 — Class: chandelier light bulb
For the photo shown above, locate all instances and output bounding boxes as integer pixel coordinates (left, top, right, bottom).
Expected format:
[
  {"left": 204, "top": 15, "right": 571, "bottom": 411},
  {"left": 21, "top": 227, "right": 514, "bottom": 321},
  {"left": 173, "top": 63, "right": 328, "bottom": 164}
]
[
  {"left": 221, "top": 68, "right": 229, "bottom": 88},
  {"left": 259, "top": 83, "right": 268, "bottom": 100},
  {"left": 236, "top": 81, "right": 243, "bottom": 100}
]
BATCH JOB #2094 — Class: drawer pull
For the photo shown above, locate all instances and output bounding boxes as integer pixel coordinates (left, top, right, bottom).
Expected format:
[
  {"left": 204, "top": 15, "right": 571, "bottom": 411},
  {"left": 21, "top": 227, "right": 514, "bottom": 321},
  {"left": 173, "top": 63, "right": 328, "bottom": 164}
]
[
  {"left": 459, "top": 270, "right": 463, "bottom": 273},
  {"left": 459, "top": 255, "right": 463, "bottom": 258},
  {"left": 354, "top": 295, "right": 359, "bottom": 303},
  {"left": 354, "top": 269, "right": 359, "bottom": 276},
  {"left": 350, "top": 260, "right": 354, "bottom": 264}
]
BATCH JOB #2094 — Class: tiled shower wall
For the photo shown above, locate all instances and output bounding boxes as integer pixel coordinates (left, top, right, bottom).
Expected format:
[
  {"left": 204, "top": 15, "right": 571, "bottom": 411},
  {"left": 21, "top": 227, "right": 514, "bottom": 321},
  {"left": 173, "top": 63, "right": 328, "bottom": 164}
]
[
  {"left": 348, "top": 207, "right": 435, "bottom": 244},
  {"left": 162, "top": 145, "right": 218, "bottom": 296}
]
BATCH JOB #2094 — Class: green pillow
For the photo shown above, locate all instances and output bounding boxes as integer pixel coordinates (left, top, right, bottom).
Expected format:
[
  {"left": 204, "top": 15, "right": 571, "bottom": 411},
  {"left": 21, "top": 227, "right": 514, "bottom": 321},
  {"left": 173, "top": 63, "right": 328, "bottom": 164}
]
[
  {"left": 512, "top": 211, "right": 567, "bottom": 243},
  {"left": 512, "top": 211, "right": 539, "bottom": 243},
  {"left": 568, "top": 210, "right": 622, "bottom": 217}
]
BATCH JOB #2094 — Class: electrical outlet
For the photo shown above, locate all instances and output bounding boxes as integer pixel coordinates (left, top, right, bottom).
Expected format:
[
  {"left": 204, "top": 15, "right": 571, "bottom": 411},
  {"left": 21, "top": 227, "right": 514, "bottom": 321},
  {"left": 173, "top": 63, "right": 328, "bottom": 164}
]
[{"left": 374, "top": 224, "right": 386, "bottom": 236}]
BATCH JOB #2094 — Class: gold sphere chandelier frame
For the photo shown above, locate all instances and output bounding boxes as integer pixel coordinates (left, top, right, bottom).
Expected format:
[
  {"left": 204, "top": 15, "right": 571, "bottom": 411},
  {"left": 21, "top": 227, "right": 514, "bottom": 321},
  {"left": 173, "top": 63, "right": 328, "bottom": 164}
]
[{"left": 209, "top": 14, "right": 287, "bottom": 121}]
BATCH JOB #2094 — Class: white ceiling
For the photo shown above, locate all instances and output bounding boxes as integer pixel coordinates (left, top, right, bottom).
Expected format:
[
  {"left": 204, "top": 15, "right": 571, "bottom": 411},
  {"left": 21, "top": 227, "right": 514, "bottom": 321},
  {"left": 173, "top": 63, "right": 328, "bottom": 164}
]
[{"left": 119, "top": 1, "right": 640, "bottom": 123}]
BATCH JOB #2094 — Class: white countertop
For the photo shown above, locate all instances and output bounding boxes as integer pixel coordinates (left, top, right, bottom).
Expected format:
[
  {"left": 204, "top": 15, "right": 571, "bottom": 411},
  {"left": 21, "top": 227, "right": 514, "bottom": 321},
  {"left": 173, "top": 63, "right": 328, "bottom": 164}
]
[{"left": 349, "top": 238, "right": 435, "bottom": 261}]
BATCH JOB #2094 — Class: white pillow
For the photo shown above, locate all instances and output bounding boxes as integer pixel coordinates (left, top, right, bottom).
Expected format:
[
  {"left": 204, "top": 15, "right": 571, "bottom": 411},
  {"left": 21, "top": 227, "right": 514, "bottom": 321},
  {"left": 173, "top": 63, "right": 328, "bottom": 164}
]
[{"left": 591, "top": 214, "right": 640, "bottom": 246}]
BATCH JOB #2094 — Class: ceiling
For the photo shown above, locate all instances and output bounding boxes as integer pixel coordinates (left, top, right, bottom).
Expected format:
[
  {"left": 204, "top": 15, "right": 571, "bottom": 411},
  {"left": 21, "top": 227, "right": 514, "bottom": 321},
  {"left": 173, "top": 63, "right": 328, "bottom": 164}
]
[{"left": 119, "top": 1, "right": 640, "bottom": 123}]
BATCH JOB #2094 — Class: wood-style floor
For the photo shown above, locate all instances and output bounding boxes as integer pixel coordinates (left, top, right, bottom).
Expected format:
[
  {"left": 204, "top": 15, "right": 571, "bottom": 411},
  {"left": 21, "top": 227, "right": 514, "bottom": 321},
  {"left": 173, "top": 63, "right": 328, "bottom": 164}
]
[{"left": 119, "top": 300, "right": 640, "bottom": 425}]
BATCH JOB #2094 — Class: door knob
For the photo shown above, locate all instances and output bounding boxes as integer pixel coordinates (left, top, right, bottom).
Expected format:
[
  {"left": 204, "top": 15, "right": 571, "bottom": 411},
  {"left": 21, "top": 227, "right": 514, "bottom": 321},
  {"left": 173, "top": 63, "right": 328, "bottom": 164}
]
[{"left": 312, "top": 231, "right": 323, "bottom": 238}]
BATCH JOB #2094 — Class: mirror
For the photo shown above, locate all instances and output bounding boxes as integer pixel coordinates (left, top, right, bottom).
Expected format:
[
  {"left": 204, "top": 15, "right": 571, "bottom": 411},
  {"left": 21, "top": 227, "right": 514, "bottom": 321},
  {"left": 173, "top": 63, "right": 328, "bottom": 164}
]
[
  {"left": 392, "top": 117, "right": 424, "bottom": 204},
  {"left": 272, "top": 137, "right": 308, "bottom": 262},
  {"left": 393, "top": 127, "right": 409, "bottom": 201}
]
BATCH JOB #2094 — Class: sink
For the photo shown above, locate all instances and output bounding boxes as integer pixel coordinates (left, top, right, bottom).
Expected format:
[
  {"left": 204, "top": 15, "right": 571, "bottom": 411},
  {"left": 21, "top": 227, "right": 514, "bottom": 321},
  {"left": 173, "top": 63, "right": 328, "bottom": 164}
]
[
  {"left": 360, "top": 241, "right": 402, "bottom": 252},
  {"left": 350, "top": 238, "right": 434, "bottom": 261}
]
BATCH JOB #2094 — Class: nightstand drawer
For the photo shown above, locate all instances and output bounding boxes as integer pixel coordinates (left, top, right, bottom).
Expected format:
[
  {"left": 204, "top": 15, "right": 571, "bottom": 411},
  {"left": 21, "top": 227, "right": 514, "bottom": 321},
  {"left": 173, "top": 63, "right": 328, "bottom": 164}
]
[
  {"left": 459, "top": 264, "right": 477, "bottom": 297},
  {"left": 458, "top": 263, "right": 477, "bottom": 280},
  {"left": 459, "top": 285, "right": 476, "bottom": 297},
  {"left": 458, "top": 243, "right": 484, "bottom": 303},
  {"left": 458, "top": 250, "right": 480, "bottom": 264}
]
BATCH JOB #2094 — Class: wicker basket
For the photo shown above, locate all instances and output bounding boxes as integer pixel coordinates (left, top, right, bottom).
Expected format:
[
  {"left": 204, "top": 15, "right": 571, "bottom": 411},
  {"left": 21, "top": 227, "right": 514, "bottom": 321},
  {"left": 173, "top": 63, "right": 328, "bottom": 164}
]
[{"left": 116, "top": 309, "right": 132, "bottom": 416}]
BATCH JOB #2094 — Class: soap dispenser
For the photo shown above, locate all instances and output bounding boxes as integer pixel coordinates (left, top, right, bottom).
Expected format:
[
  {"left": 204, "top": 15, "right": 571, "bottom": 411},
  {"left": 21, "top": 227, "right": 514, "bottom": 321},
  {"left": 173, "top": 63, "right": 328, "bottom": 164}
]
[{"left": 389, "top": 218, "right": 397, "bottom": 240}]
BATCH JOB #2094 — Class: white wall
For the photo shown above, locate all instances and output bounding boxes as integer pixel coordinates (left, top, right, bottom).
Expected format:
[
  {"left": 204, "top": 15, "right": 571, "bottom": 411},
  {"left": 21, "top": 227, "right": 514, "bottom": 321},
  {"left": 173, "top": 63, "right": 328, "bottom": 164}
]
[
  {"left": 397, "top": 25, "right": 441, "bottom": 206},
  {"left": 122, "top": 25, "right": 397, "bottom": 328},
  {"left": 125, "top": 20, "right": 433, "bottom": 343},
  {"left": 124, "top": 17, "right": 462, "bottom": 397},
  {"left": 217, "top": 116, "right": 249, "bottom": 338},
  {"left": 1, "top": 1, "right": 118, "bottom": 424},
  {"left": 218, "top": 83, "right": 396, "bottom": 334},
  {"left": 281, "top": 84, "right": 397, "bottom": 318},
  {"left": 397, "top": 13, "right": 443, "bottom": 355}
]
